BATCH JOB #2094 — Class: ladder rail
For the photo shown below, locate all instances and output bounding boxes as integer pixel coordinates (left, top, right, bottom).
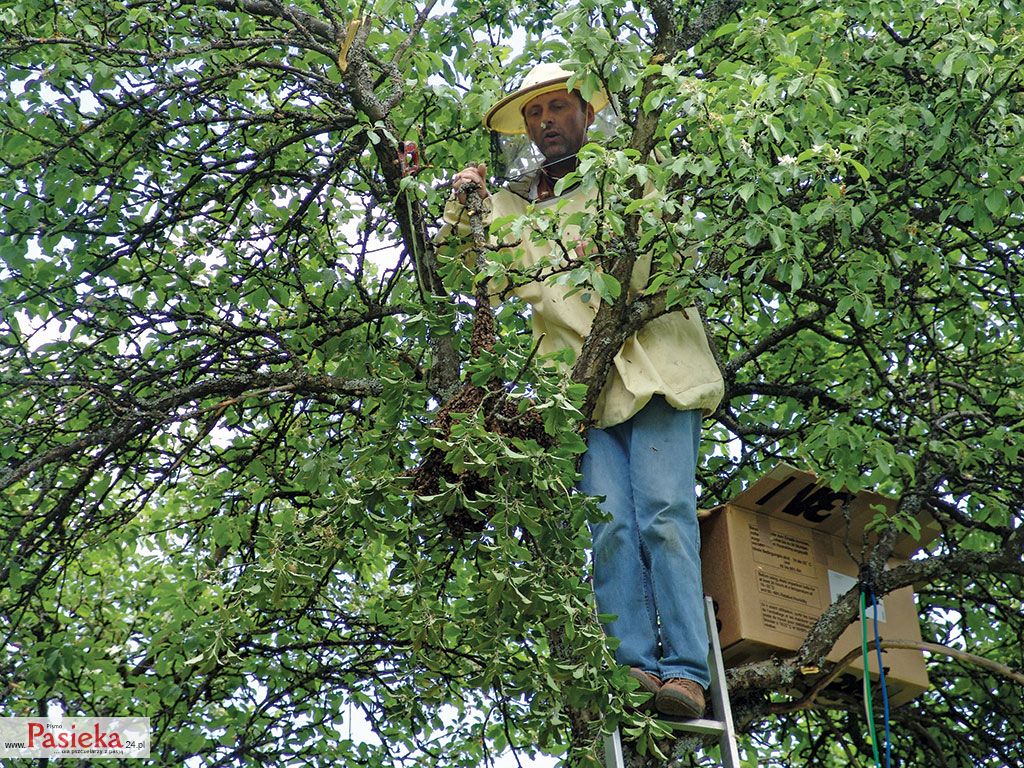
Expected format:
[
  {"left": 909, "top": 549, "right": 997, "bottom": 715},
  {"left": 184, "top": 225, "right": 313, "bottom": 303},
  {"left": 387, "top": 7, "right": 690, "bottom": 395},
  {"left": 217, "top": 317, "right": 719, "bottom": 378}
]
[
  {"left": 704, "top": 595, "right": 742, "bottom": 768},
  {"left": 603, "top": 726, "right": 625, "bottom": 768}
]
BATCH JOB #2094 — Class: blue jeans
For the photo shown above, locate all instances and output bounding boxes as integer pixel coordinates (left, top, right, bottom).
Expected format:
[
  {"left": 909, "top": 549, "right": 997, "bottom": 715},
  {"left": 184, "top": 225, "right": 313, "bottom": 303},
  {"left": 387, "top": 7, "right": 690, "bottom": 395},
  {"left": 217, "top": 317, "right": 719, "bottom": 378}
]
[{"left": 579, "top": 396, "right": 710, "bottom": 687}]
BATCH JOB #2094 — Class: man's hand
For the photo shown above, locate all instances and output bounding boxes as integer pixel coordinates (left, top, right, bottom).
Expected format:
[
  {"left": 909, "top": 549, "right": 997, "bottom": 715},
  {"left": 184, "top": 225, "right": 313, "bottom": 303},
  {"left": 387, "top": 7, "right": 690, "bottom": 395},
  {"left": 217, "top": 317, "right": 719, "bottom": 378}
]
[{"left": 451, "top": 163, "right": 490, "bottom": 204}]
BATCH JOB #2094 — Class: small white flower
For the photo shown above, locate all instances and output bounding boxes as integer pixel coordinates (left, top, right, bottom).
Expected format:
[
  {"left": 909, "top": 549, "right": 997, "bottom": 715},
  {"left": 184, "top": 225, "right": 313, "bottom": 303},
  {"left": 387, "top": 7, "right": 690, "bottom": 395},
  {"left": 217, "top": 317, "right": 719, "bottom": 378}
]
[{"left": 778, "top": 154, "right": 798, "bottom": 167}]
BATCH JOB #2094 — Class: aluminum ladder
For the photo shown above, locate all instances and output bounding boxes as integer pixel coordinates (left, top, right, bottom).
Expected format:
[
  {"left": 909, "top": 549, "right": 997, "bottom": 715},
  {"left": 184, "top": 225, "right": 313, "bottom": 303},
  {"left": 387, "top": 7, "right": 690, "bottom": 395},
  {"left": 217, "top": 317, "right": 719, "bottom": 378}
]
[{"left": 602, "top": 596, "right": 743, "bottom": 768}]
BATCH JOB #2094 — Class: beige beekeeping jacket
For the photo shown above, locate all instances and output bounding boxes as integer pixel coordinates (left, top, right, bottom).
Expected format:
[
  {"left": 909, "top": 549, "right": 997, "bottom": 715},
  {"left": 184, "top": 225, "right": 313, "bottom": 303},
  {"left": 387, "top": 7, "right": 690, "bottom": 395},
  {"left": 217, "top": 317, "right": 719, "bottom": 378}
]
[{"left": 442, "top": 172, "right": 724, "bottom": 428}]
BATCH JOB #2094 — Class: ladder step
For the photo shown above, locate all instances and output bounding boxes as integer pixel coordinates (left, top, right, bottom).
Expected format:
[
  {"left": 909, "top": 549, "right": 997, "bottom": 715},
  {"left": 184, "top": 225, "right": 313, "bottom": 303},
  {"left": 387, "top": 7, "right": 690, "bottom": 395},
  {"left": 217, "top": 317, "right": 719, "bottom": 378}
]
[{"left": 662, "top": 717, "right": 728, "bottom": 737}]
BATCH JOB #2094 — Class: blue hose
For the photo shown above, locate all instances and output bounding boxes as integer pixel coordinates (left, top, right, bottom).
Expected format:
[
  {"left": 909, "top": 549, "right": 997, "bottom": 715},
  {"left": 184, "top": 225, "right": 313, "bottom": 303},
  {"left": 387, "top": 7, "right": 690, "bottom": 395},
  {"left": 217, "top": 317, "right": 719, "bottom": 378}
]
[{"left": 870, "top": 588, "right": 892, "bottom": 768}]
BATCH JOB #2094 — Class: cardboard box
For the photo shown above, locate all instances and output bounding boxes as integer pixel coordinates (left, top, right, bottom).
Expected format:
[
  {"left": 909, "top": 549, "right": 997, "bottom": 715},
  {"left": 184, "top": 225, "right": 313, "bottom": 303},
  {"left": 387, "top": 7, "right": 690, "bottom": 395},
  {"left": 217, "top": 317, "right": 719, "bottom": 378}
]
[{"left": 699, "top": 464, "right": 935, "bottom": 707}]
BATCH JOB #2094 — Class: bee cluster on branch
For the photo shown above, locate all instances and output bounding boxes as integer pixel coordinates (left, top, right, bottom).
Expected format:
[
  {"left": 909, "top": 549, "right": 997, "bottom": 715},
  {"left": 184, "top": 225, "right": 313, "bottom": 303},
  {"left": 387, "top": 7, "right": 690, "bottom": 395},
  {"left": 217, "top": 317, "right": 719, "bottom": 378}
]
[{"left": 411, "top": 296, "right": 553, "bottom": 538}]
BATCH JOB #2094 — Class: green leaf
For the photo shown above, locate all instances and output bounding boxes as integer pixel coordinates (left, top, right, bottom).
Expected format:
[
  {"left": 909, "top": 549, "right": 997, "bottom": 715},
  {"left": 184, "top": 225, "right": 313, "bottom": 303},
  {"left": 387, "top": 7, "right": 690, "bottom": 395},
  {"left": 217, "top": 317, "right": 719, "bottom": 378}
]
[
  {"left": 985, "top": 188, "right": 1007, "bottom": 215},
  {"left": 848, "top": 158, "right": 871, "bottom": 182},
  {"left": 594, "top": 271, "right": 621, "bottom": 301}
]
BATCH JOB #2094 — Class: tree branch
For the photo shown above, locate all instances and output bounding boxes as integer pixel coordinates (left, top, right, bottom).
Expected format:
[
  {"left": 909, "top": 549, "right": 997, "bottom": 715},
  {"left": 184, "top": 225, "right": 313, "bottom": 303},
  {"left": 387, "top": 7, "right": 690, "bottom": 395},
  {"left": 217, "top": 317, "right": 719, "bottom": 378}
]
[
  {"left": 0, "top": 372, "right": 383, "bottom": 489},
  {"left": 205, "top": 0, "right": 336, "bottom": 44},
  {"left": 771, "top": 638, "right": 1024, "bottom": 715}
]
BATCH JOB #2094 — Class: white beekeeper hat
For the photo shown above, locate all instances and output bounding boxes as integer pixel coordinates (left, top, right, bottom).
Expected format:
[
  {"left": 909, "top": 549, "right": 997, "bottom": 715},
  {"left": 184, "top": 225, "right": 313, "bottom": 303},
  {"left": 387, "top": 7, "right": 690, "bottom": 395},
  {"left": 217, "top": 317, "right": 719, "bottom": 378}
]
[{"left": 483, "top": 62, "right": 610, "bottom": 135}]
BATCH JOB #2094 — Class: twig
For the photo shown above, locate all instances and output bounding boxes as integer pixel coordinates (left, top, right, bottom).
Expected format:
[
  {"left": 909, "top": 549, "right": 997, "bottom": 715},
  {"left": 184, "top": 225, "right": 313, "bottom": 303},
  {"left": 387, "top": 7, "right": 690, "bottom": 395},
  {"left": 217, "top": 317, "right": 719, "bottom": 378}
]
[{"left": 770, "top": 638, "right": 1024, "bottom": 714}]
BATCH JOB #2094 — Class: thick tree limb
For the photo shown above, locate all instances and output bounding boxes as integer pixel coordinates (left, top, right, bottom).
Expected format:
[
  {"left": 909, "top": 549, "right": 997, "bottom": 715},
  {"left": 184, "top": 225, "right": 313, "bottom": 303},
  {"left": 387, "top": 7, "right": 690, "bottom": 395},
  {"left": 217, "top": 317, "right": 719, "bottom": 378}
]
[
  {"left": 337, "top": 5, "right": 460, "bottom": 399},
  {"left": 723, "top": 539, "right": 1024, "bottom": 703},
  {"left": 571, "top": 0, "right": 745, "bottom": 423}
]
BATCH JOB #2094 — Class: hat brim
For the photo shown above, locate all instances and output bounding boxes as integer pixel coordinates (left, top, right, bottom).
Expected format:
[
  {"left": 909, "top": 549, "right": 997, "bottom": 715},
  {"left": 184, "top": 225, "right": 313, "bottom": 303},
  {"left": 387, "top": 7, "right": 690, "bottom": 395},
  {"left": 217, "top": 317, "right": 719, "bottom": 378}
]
[{"left": 483, "top": 77, "right": 610, "bottom": 135}]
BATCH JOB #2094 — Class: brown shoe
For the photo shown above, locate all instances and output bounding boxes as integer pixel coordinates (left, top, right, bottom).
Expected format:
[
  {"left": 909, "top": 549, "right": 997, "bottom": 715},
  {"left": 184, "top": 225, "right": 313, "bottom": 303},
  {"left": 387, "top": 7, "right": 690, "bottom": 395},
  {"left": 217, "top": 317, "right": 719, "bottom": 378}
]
[
  {"left": 655, "top": 678, "right": 706, "bottom": 719},
  {"left": 627, "top": 668, "right": 662, "bottom": 711}
]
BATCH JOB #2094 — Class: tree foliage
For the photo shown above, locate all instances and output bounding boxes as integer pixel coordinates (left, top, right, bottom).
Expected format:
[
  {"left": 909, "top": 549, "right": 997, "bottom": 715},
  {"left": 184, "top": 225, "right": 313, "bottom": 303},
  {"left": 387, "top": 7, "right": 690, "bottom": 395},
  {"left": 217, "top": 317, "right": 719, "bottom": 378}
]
[{"left": 1, "top": 0, "right": 1022, "bottom": 766}]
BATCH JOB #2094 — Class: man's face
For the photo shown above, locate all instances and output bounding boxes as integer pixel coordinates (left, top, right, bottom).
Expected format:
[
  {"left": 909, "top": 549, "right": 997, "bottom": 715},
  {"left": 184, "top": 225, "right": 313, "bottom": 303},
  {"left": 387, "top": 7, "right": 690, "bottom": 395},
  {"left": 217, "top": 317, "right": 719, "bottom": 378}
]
[{"left": 523, "top": 89, "right": 595, "bottom": 162}]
